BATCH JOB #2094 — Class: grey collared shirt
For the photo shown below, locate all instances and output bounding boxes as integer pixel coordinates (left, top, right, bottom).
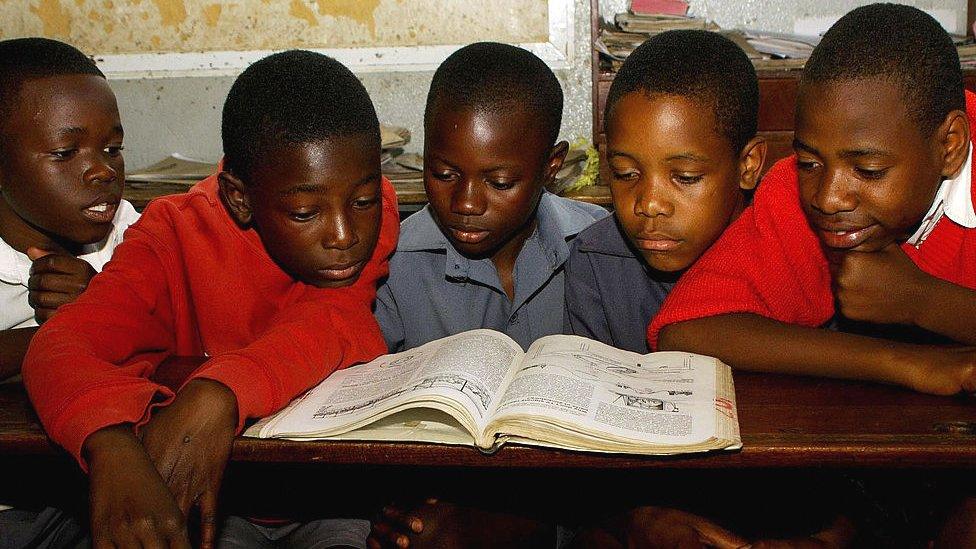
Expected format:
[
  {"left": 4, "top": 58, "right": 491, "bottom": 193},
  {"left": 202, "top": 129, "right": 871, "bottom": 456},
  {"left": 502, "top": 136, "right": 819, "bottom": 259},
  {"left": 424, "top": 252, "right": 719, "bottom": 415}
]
[
  {"left": 374, "top": 192, "right": 609, "bottom": 352},
  {"left": 563, "top": 215, "right": 675, "bottom": 354}
]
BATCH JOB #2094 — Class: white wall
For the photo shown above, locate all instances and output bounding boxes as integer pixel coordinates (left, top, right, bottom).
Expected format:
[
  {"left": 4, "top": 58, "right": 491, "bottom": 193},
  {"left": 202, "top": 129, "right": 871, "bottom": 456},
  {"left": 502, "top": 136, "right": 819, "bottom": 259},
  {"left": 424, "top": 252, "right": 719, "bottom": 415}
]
[{"left": 112, "top": 0, "right": 594, "bottom": 170}]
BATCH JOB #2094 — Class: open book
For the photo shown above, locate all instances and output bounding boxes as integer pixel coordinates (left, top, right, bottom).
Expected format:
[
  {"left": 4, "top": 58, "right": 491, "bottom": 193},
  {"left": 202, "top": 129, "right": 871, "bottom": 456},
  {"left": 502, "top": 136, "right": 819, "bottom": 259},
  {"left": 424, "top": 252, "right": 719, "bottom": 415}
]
[{"left": 246, "top": 330, "right": 741, "bottom": 455}]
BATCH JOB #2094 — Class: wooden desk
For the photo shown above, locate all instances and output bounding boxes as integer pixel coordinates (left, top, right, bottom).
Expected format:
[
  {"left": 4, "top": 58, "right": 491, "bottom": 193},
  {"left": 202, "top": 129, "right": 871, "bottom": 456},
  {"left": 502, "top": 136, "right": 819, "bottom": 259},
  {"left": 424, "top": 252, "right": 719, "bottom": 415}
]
[{"left": 3, "top": 357, "right": 974, "bottom": 469}]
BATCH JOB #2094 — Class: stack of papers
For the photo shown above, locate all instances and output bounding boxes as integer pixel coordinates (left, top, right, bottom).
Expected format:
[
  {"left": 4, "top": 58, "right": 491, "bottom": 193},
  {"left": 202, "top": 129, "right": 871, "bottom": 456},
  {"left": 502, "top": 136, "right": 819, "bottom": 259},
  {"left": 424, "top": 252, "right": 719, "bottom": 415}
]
[{"left": 127, "top": 124, "right": 415, "bottom": 188}]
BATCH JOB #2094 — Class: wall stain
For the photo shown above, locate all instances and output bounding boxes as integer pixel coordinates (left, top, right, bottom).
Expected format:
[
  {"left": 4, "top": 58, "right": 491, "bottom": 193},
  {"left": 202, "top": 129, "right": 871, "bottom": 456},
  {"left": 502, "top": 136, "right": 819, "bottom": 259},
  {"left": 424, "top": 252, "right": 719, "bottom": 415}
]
[
  {"left": 151, "top": 0, "right": 186, "bottom": 27},
  {"left": 289, "top": 0, "right": 318, "bottom": 27},
  {"left": 29, "top": 0, "right": 71, "bottom": 37},
  {"left": 314, "top": 0, "right": 380, "bottom": 35},
  {"left": 202, "top": 3, "right": 220, "bottom": 27}
]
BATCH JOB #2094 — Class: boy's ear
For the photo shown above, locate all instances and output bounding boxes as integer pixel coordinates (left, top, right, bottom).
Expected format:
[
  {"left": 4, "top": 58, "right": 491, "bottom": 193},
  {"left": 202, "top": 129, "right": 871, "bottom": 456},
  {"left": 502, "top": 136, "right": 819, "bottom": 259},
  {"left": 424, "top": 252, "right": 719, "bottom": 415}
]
[
  {"left": 218, "top": 171, "right": 253, "bottom": 226},
  {"left": 543, "top": 140, "right": 570, "bottom": 184},
  {"left": 737, "top": 136, "right": 767, "bottom": 191},
  {"left": 936, "top": 109, "right": 970, "bottom": 178}
]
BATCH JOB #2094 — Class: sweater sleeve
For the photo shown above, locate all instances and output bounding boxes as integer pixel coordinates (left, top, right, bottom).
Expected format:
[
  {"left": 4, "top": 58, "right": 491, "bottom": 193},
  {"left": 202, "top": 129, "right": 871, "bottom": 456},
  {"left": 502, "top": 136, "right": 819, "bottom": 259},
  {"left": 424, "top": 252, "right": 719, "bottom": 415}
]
[
  {"left": 188, "top": 178, "right": 400, "bottom": 430},
  {"left": 22, "top": 207, "right": 182, "bottom": 467},
  {"left": 647, "top": 158, "right": 836, "bottom": 349}
]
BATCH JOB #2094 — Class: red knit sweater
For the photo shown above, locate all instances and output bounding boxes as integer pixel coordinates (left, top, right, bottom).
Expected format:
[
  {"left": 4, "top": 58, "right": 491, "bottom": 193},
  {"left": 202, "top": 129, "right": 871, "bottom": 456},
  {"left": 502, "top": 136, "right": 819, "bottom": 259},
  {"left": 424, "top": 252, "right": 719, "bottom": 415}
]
[
  {"left": 23, "top": 173, "right": 399, "bottom": 465},
  {"left": 648, "top": 93, "right": 976, "bottom": 349}
]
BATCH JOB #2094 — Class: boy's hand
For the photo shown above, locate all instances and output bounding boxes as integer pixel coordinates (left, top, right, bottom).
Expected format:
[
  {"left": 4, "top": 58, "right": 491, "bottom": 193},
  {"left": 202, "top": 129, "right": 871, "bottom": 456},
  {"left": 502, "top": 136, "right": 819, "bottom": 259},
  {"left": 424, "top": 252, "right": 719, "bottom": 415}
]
[
  {"left": 829, "top": 244, "right": 929, "bottom": 326},
  {"left": 85, "top": 425, "right": 191, "bottom": 549},
  {"left": 26, "top": 247, "right": 97, "bottom": 324},
  {"left": 367, "top": 499, "right": 431, "bottom": 549},
  {"left": 142, "top": 379, "right": 238, "bottom": 549},
  {"left": 899, "top": 345, "right": 976, "bottom": 396},
  {"left": 746, "top": 514, "right": 856, "bottom": 549},
  {"left": 622, "top": 506, "right": 747, "bottom": 549}
]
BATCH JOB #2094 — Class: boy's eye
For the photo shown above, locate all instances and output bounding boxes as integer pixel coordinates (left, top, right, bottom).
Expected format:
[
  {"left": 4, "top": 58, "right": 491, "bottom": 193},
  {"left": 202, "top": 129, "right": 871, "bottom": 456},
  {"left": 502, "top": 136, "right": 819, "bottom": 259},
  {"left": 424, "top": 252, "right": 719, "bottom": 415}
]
[
  {"left": 49, "top": 148, "right": 77, "bottom": 160},
  {"left": 104, "top": 145, "right": 124, "bottom": 157},
  {"left": 487, "top": 180, "right": 516, "bottom": 191},
  {"left": 796, "top": 158, "right": 821, "bottom": 172},
  {"left": 432, "top": 171, "right": 458, "bottom": 182},
  {"left": 673, "top": 173, "right": 704, "bottom": 185},
  {"left": 289, "top": 210, "right": 318, "bottom": 222},
  {"left": 611, "top": 170, "right": 639, "bottom": 182},
  {"left": 352, "top": 195, "right": 379, "bottom": 209},
  {"left": 855, "top": 166, "right": 889, "bottom": 180}
]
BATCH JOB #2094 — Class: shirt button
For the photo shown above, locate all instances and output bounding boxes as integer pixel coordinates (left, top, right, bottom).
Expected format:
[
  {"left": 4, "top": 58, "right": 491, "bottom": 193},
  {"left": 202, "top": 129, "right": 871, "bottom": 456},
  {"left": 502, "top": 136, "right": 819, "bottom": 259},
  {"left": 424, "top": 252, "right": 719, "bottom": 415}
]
[{"left": 509, "top": 313, "right": 519, "bottom": 324}]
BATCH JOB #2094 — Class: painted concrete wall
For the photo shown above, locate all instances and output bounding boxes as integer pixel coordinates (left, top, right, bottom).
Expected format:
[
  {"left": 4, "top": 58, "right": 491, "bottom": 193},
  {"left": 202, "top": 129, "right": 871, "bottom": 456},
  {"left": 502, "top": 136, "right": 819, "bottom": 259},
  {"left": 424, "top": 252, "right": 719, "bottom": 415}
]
[
  {"left": 2, "top": 0, "right": 548, "bottom": 53},
  {"left": 6, "top": 1, "right": 966, "bottom": 169},
  {"left": 1, "top": 0, "right": 590, "bottom": 169},
  {"left": 103, "top": 0, "right": 593, "bottom": 169}
]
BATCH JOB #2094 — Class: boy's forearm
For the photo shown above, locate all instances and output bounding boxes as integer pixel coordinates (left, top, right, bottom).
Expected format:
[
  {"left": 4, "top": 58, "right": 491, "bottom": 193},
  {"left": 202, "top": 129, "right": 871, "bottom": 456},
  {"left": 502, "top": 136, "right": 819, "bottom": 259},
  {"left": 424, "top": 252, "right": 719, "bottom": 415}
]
[
  {"left": 914, "top": 277, "right": 976, "bottom": 344},
  {"left": 82, "top": 423, "right": 143, "bottom": 464},
  {"left": 657, "top": 314, "right": 912, "bottom": 386},
  {"left": 0, "top": 327, "right": 38, "bottom": 381}
]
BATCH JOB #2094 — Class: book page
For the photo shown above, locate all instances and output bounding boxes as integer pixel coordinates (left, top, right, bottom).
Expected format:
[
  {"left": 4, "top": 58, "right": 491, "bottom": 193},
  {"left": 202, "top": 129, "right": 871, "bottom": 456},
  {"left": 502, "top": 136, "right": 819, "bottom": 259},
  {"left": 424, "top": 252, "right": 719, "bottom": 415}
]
[
  {"left": 256, "top": 329, "right": 523, "bottom": 440},
  {"left": 489, "top": 335, "right": 718, "bottom": 446}
]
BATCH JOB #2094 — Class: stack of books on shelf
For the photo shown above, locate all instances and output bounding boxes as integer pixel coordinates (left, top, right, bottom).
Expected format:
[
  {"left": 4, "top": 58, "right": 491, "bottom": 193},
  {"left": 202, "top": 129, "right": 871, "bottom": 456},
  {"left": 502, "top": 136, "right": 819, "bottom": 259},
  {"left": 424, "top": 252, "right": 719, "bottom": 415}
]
[{"left": 596, "top": 1, "right": 815, "bottom": 74}]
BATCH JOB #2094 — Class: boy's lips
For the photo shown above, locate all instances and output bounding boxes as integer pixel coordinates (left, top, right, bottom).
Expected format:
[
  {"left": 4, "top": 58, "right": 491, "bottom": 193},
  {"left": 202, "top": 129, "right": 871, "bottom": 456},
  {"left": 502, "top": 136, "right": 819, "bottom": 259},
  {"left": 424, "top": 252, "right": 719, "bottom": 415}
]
[
  {"left": 448, "top": 225, "right": 490, "bottom": 244},
  {"left": 81, "top": 199, "right": 119, "bottom": 224},
  {"left": 815, "top": 223, "right": 878, "bottom": 250},
  {"left": 317, "top": 260, "right": 365, "bottom": 281},
  {"left": 633, "top": 233, "right": 681, "bottom": 252}
]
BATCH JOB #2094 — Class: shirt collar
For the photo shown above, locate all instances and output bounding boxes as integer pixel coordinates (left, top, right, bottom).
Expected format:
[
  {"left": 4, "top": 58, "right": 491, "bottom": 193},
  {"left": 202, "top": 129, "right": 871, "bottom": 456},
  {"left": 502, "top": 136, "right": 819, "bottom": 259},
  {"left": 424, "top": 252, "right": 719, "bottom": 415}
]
[
  {"left": 0, "top": 199, "right": 137, "bottom": 285},
  {"left": 574, "top": 215, "right": 636, "bottom": 258},
  {"left": 397, "top": 192, "right": 602, "bottom": 278},
  {"left": 0, "top": 237, "right": 30, "bottom": 285},
  {"left": 943, "top": 143, "right": 976, "bottom": 228},
  {"left": 907, "top": 144, "right": 976, "bottom": 246}
]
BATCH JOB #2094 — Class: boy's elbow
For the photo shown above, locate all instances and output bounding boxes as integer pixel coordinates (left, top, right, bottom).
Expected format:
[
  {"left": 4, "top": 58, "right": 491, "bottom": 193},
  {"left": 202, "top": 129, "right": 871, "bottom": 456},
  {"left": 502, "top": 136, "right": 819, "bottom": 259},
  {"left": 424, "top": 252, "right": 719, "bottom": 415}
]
[
  {"left": 657, "top": 319, "right": 713, "bottom": 354},
  {"left": 656, "top": 324, "right": 683, "bottom": 351}
]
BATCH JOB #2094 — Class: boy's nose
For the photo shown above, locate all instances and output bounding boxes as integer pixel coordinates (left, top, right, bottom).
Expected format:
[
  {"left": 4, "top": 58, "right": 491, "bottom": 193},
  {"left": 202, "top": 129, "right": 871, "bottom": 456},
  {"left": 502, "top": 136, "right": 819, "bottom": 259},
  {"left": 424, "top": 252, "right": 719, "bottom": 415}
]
[
  {"left": 812, "top": 170, "right": 858, "bottom": 214},
  {"left": 84, "top": 160, "right": 118, "bottom": 185},
  {"left": 322, "top": 212, "right": 358, "bottom": 250},
  {"left": 634, "top": 179, "right": 674, "bottom": 218},
  {"left": 450, "top": 179, "right": 487, "bottom": 216}
]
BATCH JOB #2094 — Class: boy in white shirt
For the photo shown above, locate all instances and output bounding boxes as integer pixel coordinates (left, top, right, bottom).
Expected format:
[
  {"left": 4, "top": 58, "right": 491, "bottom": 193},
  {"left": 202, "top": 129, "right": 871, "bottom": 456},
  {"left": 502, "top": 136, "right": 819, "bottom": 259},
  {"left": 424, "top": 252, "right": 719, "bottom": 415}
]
[
  {"left": 0, "top": 37, "right": 139, "bottom": 383},
  {"left": 0, "top": 37, "right": 139, "bottom": 549}
]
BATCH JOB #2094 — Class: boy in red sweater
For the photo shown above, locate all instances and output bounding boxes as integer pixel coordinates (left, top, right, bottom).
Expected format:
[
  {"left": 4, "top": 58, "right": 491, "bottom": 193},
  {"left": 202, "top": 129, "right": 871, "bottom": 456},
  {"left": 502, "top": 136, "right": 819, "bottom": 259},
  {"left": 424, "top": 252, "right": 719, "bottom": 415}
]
[
  {"left": 23, "top": 50, "right": 399, "bottom": 548},
  {"left": 651, "top": 4, "right": 976, "bottom": 396}
]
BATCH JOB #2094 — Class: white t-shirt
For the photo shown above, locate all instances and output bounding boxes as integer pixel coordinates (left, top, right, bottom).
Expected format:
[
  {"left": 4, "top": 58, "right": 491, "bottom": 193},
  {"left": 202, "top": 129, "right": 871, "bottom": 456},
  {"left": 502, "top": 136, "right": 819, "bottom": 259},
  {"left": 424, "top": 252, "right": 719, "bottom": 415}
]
[
  {"left": 907, "top": 144, "right": 976, "bottom": 246},
  {"left": 0, "top": 200, "right": 141, "bottom": 330}
]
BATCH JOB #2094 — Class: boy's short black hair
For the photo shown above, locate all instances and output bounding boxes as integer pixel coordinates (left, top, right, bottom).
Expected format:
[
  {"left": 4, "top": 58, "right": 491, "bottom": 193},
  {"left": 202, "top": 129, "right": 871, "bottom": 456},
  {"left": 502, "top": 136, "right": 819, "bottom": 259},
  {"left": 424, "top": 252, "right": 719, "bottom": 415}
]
[
  {"left": 424, "top": 42, "right": 564, "bottom": 146},
  {"left": 802, "top": 3, "right": 964, "bottom": 136},
  {"left": 222, "top": 50, "right": 380, "bottom": 181},
  {"left": 0, "top": 37, "right": 104, "bottom": 149},
  {"left": 605, "top": 30, "right": 758, "bottom": 153}
]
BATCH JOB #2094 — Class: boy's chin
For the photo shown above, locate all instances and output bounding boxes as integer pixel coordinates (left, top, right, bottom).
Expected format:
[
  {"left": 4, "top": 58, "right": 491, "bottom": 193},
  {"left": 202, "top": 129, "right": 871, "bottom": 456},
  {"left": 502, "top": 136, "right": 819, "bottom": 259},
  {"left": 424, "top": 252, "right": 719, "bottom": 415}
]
[
  {"left": 297, "top": 268, "right": 365, "bottom": 289},
  {"left": 639, "top": 252, "right": 692, "bottom": 275}
]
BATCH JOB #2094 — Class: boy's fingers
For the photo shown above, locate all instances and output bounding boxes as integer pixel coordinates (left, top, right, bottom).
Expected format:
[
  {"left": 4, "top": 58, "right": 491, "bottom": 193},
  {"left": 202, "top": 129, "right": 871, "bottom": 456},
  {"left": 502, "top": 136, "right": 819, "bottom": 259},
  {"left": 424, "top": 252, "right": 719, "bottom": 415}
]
[
  {"left": 198, "top": 487, "right": 218, "bottom": 549},
  {"left": 382, "top": 505, "right": 424, "bottom": 533},
  {"left": 371, "top": 521, "right": 408, "bottom": 548},
  {"left": 687, "top": 514, "right": 747, "bottom": 549},
  {"left": 27, "top": 288, "right": 72, "bottom": 310},
  {"left": 28, "top": 272, "right": 88, "bottom": 293},
  {"left": 169, "top": 528, "right": 193, "bottom": 549},
  {"left": 25, "top": 246, "right": 52, "bottom": 261}
]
